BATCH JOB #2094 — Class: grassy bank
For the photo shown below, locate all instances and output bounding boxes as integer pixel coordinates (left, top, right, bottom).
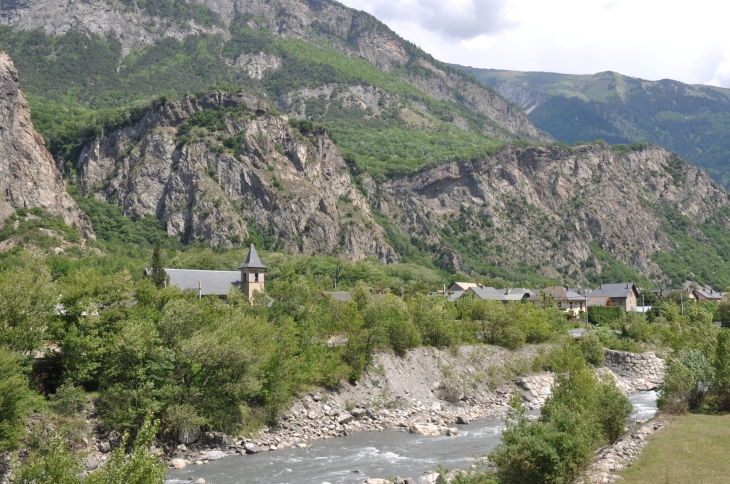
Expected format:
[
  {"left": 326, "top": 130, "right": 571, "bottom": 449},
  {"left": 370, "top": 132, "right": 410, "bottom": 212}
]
[{"left": 618, "top": 414, "right": 730, "bottom": 483}]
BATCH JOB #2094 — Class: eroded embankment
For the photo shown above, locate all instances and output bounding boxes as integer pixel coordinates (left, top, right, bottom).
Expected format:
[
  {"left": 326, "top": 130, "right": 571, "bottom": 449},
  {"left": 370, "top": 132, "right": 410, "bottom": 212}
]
[{"left": 165, "top": 346, "right": 665, "bottom": 473}]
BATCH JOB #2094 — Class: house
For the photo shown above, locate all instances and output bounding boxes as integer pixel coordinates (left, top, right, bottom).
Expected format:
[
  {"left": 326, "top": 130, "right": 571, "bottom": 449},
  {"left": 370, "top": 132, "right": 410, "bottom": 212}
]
[
  {"left": 528, "top": 286, "right": 586, "bottom": 315},
  {"left": 448, "top": 282, "right": 480, "bottom": 292},
  {"left": 587, "top": 283, "right": 640, "bottom": 311},
  {"left": 144, "top": 244, "right": 266, "bottom": 300},
  {"left": 691, "top": 288, "right": 724, "bottom": 303},
  {"left": 447, "top": 286, "right": 534, "bottom": 303}
]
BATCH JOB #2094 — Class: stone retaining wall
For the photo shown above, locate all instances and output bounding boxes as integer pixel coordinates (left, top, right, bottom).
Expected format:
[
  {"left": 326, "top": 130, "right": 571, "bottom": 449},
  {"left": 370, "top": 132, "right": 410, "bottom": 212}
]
[{"left": 603, "top": 349, "right": 665, "bottom": 392}]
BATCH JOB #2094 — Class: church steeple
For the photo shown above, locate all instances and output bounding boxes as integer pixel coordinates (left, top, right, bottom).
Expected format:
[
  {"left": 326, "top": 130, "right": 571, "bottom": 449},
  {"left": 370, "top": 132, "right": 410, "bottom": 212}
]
[{"left": 239, "top": 244, "right": 267, "bottom": 300}]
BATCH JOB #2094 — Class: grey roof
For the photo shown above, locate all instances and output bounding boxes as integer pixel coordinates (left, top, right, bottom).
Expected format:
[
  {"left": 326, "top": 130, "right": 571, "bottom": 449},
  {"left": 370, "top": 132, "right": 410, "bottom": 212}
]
[
  {"left": 694, "top": 289, "right": 724, "bottom": 300},
  {"left": 470, "top": 287, "right": 508, "bottom": 302},
  {"left": 238, "top": 244, "right": 267, "bottom": 270},
  {"left": 164, "top": 269, "right": 241, "bottom": 296},
  {"left": 447, "top": 290, "right": 465, "bottom": 302},
  {"left": 589, "top": 283, "right": 637, "bottom": 298},
  {"left": 324, "top": 291, "right": 353, "bottom": 302},
  {"left": 449, "top": 282, "right": 480, "bottom": 292}
]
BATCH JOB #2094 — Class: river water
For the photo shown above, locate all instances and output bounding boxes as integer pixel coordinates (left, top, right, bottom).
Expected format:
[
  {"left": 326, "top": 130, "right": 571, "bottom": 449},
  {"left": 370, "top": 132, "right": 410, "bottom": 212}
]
[{"left": 167, "top": 391, "right": 657, "bottom": 484}]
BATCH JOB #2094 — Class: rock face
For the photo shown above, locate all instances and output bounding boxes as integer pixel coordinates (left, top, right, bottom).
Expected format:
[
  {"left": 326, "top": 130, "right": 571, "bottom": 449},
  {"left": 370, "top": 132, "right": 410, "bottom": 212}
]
[
  {"left": 0, "top": 0, "right": 548, "bottom": 143},
  {"left": 377, "top": 144, "right": 730, "bottom": 280},
  {"left": 0, "top": 51, "right": 91, "bottom": 235},
  {"left": 76, "top": 88, "right": 396, "bottom": 260}
]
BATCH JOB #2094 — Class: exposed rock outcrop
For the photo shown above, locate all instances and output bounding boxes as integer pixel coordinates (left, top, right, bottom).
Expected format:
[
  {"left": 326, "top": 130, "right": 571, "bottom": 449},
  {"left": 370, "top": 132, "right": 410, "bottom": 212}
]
[
  {"left": 0, "top": 51, "right": 91, "bottom": 236},
  {"left": 377, "top": 144, "right": 730, "bottom": 280},
  {"left": 76, "top": 88, "right": 396, "bottom": 260}
]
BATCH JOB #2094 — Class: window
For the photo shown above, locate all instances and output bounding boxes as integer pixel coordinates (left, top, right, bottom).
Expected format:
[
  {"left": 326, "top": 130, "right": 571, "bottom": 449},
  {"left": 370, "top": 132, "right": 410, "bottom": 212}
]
[{"left": 254, "top": 272, "right": 259, "bottom": 282}]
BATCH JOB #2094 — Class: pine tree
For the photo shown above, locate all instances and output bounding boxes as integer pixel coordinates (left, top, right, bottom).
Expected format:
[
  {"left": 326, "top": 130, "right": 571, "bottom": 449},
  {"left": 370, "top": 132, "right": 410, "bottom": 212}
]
[{"left": 150, "top": 240, "right": 168, "bottom": 288}]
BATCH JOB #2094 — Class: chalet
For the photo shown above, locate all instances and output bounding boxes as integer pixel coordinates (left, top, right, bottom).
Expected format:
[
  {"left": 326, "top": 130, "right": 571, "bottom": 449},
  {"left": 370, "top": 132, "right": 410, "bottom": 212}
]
[
  {"left": 448, "top": 282, "right": 480, "bottom": 292},
  {"left": 587, "top": 283, "right": 640, "bottom": 311},
  {"left": 691, "top": 288, "right": 724, "bottom": 302},
  {"left": 144, "top": 244, "right": 266, "bottom": 300},
  {"left": 529, "top": 286, "right": 585, "bottom": 315},
  {"left": 449, "top": 286, "right": 534, "bottom": 303}
]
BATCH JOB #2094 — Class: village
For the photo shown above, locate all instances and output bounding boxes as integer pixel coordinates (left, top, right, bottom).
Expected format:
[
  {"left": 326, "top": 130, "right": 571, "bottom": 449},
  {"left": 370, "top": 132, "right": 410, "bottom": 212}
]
[{"left": 150, "top": 244, "right": 726, "bottom": 320}]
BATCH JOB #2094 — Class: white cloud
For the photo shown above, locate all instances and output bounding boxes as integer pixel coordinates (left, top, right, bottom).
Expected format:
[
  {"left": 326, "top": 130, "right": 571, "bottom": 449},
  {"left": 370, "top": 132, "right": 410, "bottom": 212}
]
[
  {"left": 340, "top": 0, "right": 730, "bottom": 87},
  {"left": 352, "top": 0, "right": 512, "bottom": 40}
]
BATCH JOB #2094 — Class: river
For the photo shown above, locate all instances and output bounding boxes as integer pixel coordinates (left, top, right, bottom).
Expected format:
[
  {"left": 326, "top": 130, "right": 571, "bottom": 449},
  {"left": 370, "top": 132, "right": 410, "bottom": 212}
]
[{"left": 166, "top": 391, "right": 658, "bottom": 484}]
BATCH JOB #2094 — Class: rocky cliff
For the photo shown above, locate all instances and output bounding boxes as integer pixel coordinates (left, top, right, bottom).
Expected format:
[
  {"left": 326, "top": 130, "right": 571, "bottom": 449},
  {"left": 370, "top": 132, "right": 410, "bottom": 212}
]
[
  {"left": 372, "top": 143, "right": 730, "bottom": 283},
  {"left": 0, "top": 0, "right": 548, "bottom": 143},
  {"left": 0, "top": 51, "right": 91, "bottom": 235},
  {"left": 75, "top": 88, "right": 396, "bottom": 261}
]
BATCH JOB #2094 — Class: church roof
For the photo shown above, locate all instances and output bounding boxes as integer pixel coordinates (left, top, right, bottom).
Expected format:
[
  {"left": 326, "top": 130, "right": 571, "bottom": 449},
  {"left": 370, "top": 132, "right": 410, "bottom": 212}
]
[
  {"left": 164, "top": 269, "right": 240, "bottom": 296},
  {"left": 238, "top": 244, "right": 267, "bottom": 270}
]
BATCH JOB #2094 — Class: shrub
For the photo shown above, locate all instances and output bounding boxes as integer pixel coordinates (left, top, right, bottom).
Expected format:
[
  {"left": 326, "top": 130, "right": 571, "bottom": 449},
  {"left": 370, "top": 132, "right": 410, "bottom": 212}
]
[
  {"left": 659, "top": 349, "right": 715, "bottom": 413},
  {"left": 588, "top": 306, "right": 624, "bottom": 327},
  {"left": 0, "top": 348, "right": 40, "bottom": 451},
  {"left": 49, "top": 383, "right": 87, "bottom": 417},
  {"left": 579, "top": 333, "right": 605, "bottom": 367},
  {"left": 14, "top": 437, "right": 82, "bottom": 484}
]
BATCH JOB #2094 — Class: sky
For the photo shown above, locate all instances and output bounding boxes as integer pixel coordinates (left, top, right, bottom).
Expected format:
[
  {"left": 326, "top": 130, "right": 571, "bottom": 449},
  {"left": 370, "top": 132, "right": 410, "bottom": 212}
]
[{"left": 338, "top": 0, "right": 730, "bottom": 87}]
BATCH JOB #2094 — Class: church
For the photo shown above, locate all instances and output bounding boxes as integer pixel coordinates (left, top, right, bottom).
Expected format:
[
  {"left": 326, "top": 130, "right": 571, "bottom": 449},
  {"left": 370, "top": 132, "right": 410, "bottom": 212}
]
[{"left": 145, "top": 244, "right": 266, "bottom": 300}]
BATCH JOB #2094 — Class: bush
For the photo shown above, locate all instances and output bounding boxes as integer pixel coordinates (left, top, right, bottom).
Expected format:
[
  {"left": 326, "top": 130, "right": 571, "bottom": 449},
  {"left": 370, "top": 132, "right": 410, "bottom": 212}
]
[
  {"left": 490, "top": 343, "right": 631, "bottom": 483},
  {"left": 588, "top": 306, "right": 624, "bottom": 327},
  {"left": 86, "top": 417, "right": 166, "bottom": 484},
  {"left": 49, "top": 383, "right": 87, "bottom": 417},
  {"left": 0, "top": 348, "right": 40, "bottom": 451},
  {"left": 14, "top": 437, "right": 82, "bottom": 484},
  {"left": 579, "top": 333, "right": 605, "bottom": 367},
  {"left": 659, "top": 349, "right": 715, "bottom": 413}
]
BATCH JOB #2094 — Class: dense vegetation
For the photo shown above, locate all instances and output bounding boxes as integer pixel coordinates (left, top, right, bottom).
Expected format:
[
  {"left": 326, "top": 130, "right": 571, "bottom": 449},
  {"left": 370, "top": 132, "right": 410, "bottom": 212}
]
[
  {"left": 449, "top": 300, "right": 730, "bottom": 484},
  {"left": 458, "top": 66, "right": 730, "bottom": 189}
]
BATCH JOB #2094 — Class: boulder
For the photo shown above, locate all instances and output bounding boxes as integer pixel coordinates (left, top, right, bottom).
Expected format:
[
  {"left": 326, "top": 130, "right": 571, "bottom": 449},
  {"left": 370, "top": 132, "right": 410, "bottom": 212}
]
[
  {"left": 97, "top": 441, "right": 111, "bottom": 453},
  {"left": 86, "top": 455, "right": 100, "bottom": 471},
  {"left": 205, "top": 450, "right": 226, "bottom": 461},
  {"left": 456, "top": 416, "right": 470, "bottom": 425},
  {"left": 195, "top": 479, "right": 207, "bottom": 484},
  {"left": 365, "top": 480, "right": 390, "bottom": 484},
  {"left": 169, "top": 458, "right": 188, "bottom": 469},
  {"left": 337, "top": 412, "right": 354, "bottom": 425},
  {"left": 244, "top": 442, "right": 270, "bottom": 454},
  {"left": 351, "top": 408, "right": 367, "bottom": 419},
  {"left": 178, "top": 427, "right": 201, "bottom": 445}
]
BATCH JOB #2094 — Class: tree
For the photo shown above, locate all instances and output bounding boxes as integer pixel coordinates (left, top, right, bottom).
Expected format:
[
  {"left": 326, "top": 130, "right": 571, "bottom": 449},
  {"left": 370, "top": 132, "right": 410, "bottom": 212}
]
[
  {"left": 150, "top": 240, "right": 169, "bottom": 289},
  {"left": 0, "top": 348, "right": 40, "bottom": 451},
  {"left": 0, "top": 250, "right": 57, "bottom": 353}
]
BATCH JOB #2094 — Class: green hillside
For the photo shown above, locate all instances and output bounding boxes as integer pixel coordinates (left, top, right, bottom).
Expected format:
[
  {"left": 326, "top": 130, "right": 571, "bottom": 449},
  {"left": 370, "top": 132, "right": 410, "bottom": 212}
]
[
  {"left": 0, "top": 15, "right": 510, "bottom": 182},
  {"left": 456, "top": 66, "right": 730, "bottom": 188}
]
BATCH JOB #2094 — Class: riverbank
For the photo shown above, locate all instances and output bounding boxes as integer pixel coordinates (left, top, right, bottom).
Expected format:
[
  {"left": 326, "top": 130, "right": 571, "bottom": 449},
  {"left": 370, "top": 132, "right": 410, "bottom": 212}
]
[
  {"left": 164, "top": 346, "right": 665, "bottom": 473},
  {"left": 166, "top": 345, "right": 544, "bottom": 468}
]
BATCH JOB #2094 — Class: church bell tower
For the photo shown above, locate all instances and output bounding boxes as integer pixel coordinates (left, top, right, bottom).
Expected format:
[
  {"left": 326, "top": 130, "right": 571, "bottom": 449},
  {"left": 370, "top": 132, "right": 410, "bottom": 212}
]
[{"left": 239, "top": 244, "right": 267, "bottom": 300}]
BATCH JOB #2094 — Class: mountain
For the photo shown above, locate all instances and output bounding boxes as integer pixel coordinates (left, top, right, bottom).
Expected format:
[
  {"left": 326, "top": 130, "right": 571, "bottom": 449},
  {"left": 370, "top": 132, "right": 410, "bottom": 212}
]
[
  {"left": 72, "top": 86, "right": 730, "bottom": 288},
  {"left": 73, "top": 87, "right": 397, "bottom": 261},
  {"left": 454, "top": 66, "right": 730, "bottom": 189},
  {"left": 0, "top": 51, "right": 91, "bottom": 236},
  {"left": 0, "top": 0, "right": 549, "bottom": 183},
  {"left": 2, "top": 3, "right": 730, "bottom": 289}
]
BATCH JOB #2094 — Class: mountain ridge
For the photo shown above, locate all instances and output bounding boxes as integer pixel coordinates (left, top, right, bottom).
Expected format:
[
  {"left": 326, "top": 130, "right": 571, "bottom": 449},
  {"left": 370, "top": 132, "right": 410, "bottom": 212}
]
[{"left": 453, "top": 64, "right": 730, "bottom": 188}]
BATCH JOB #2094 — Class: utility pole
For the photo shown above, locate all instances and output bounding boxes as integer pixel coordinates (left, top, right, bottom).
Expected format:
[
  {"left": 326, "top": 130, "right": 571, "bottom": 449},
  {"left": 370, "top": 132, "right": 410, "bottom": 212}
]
[
  {"left": 642, "top": 294, "right": 645, "bottom": 322},
  {"left": 681, "top": 293, "right": 684, "bottom": 316}
]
